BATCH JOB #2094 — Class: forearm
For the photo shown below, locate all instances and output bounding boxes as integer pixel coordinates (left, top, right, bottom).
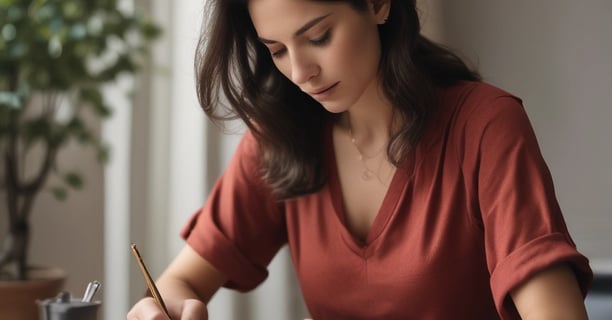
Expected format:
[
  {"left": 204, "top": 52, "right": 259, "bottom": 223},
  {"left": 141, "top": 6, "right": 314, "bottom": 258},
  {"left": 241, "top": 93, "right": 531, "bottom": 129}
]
[
  {"left": 155, "top": 275, "right": 203, "bottom": 302},
  {"left": 156, "top": 245, "right": 227, "bottom": 304},
  {"left": 511, "top": 263, "right": 588, "bottom": 320}
]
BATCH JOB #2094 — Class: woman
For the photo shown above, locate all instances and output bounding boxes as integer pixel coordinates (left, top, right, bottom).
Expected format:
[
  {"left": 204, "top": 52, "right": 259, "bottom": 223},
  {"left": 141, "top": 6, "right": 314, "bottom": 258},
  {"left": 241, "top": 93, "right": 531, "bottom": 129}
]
[{"left": 128, "top": 0, "right": 592, "bottom": 319}]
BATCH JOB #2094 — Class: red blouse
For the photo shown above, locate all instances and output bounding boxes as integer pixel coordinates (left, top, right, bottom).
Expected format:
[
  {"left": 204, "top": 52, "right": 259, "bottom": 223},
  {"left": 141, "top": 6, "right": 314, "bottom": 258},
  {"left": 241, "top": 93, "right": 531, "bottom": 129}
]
[{"left": 181, "top": 81, "right": 592, "bottom": 319}]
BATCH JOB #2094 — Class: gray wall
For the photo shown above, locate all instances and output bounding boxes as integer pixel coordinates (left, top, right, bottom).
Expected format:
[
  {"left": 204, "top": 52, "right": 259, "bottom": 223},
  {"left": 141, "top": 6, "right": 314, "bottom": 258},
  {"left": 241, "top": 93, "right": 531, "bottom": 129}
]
[
  {"left": 28, "top": 141, "right": 105, "bottom": 296},
  {"left": 435, "top": 1, "right": 612, "bottom": 261}
]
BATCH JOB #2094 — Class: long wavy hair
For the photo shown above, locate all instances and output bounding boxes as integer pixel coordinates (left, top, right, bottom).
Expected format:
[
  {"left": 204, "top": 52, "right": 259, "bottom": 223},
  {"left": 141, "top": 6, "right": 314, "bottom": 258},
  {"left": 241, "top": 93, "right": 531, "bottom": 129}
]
[{"left": 195, "top": 0, "right": 481, "bottom": 199}]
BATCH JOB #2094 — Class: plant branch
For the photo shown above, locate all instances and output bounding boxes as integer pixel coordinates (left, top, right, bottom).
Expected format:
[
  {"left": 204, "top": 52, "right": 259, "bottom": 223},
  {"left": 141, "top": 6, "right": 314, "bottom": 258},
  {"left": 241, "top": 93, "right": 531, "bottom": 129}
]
[
  {"left": 16, "top": 144, "right": 58, "bottom": 203},
  {"left": 6, "top": 126, "right": 58, "bottom": 219},
  {"left": 4, "top": 130, "right": 19, "bottom": 227}
]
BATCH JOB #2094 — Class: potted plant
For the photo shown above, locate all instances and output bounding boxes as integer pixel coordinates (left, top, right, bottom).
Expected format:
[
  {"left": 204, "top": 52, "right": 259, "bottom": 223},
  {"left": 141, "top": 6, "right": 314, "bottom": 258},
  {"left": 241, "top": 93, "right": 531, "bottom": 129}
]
[{"left": 0, "top": 0, "right": 159, "bottom": 317}]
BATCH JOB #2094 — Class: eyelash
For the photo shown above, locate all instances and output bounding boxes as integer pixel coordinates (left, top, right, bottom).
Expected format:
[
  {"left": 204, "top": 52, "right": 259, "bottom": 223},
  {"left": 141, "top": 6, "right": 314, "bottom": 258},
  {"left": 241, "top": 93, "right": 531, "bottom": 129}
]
[
  {"left": 271, "top": 49, "right": 286, "bottom": 58},
  {"left": 270, "top": 30, "right": 332, "bottom": 59},
  {"left": 311, "top": 30, "right": 331, "bottom": 46}
]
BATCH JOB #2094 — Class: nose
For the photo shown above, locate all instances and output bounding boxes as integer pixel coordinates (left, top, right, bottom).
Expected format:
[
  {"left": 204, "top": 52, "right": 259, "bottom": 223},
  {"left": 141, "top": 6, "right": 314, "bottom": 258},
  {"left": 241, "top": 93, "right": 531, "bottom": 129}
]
[{"left": 289, "top": 51, "right": 319, "bottom": 85}]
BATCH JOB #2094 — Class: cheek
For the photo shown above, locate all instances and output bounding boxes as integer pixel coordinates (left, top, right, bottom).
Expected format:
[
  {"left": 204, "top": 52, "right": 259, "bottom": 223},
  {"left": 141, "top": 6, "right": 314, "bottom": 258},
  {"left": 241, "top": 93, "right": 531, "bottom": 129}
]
[{"left": 332, "top": 28, "right": 381, "bottom": 81}]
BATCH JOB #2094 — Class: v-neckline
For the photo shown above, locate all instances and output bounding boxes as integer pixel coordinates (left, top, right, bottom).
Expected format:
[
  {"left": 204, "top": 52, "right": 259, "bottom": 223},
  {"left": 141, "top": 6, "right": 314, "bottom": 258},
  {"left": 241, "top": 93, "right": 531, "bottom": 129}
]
[{"left": 325, "top": 123, "right": 415, "bottom": 255}]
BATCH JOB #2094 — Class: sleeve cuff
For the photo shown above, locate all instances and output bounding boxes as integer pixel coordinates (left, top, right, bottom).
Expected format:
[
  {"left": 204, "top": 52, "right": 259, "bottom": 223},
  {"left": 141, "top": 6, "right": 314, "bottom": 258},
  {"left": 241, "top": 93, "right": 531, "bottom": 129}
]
[
  {"left": 490, "top": 232, "right": 592, "bottom": 319},
  {"left": 181, "top": 209, "right": 269, "bottom": 291}
]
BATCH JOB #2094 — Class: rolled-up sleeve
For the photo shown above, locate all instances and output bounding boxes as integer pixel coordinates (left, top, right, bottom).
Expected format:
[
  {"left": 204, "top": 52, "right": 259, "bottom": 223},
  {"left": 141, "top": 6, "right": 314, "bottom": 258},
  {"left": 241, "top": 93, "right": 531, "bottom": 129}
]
[
  {"left": 181, "top": 131, "right": 287, "bottom": 291},
  {"left": 460, "top": 91, "right": 592, "bottom": 319}
]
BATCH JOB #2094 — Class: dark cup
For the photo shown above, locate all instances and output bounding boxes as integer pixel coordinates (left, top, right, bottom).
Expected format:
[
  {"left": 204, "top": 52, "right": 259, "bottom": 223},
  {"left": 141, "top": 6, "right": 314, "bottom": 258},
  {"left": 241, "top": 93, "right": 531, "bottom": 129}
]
[{"left": 38, "top": 298, "right": 101, "bottom": 320}]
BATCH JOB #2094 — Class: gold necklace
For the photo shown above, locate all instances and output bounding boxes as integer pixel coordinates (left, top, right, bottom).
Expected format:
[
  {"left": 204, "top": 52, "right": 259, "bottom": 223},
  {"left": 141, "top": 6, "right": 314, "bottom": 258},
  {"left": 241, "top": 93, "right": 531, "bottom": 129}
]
[{"left": 348, "top": 123, "right": 386, "bottom": 182}]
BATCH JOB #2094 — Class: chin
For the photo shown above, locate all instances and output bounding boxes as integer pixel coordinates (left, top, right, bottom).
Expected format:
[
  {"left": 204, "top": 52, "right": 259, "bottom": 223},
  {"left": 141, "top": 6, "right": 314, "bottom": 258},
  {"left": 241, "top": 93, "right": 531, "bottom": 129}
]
[{"left": 319, "top": 102, "right": 348, "bottom": 114}]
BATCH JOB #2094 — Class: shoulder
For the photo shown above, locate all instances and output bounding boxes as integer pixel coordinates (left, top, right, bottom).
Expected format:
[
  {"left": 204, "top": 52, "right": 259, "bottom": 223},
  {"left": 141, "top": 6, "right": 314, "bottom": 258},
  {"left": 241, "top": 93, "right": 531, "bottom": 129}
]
[
  {"left": 440, "top": 81, "right": 523, "bottom": 116},
  {"left": 437, "top": 81, "right": 528, "bottom": 132},
  {"left": 420, "top": 81, "right": 537, "bottom": 160},
  {"left": 421, "top": 81, "right": 526, "bottom": 146},
  {"left": 237, "top": 129, "right": 259, "bottom": 156},
  {"left": 231, "top": 129, "right": 265, "bottom": 168}
]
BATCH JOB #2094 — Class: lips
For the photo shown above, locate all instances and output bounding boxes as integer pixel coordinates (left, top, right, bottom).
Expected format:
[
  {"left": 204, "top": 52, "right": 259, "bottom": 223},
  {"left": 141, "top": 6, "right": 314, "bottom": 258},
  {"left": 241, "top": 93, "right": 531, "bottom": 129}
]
[
  {"left": 309, "top": 82, "right": 338, "bottom": 95},
  {"left": 307, "top": 82, "right": 339, "bottom": 100}
]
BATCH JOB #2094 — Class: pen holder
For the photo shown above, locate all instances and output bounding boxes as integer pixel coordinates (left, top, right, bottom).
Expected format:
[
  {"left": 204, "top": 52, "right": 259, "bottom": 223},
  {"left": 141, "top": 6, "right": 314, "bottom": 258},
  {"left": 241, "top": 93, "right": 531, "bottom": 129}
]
[{"left": 38, "top": 298, "right": 101, "bottom": 320}]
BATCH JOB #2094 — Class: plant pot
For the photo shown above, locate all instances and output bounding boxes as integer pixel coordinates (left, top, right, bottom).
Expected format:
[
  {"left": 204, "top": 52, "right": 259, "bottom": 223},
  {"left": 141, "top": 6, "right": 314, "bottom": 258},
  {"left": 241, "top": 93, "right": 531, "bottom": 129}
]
[{"left": 0, "top": 266, "right": 66, "bottom": 320}]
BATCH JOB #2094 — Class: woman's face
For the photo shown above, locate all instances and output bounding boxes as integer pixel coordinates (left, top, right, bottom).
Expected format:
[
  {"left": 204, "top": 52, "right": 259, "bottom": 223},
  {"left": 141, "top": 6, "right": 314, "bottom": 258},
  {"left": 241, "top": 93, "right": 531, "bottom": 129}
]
[{"left": 249, "top": 0, "right": 389, "bottom": 113}]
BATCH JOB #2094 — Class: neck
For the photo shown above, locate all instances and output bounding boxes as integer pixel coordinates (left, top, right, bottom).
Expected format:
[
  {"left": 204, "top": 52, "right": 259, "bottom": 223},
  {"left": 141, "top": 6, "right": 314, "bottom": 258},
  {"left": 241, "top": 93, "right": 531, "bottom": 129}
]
[
  {"left": 341, "top": 106, "right": 395, "bottom": 156},
  {"left": 338, "top": 77, "right": 399, "bottom": 154}
]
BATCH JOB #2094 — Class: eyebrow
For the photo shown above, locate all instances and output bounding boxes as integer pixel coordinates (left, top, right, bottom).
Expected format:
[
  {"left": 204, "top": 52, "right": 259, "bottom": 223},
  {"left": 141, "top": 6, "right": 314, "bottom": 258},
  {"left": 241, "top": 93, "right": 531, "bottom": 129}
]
[{"left": 258, "top": 13, "right": 331, "bottom": 44}]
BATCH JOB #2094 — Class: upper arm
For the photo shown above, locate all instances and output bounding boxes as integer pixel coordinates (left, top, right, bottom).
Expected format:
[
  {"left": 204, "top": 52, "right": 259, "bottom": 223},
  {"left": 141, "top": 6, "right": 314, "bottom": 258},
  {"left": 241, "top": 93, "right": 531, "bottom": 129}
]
[
  {"left": 161, "top": 245, "right": 228, "bottom": 303},
  {"left": 180, "top": 131, "right": 287, "bottom": 291},
  {"left": 511, "top": 263, "right": 588, "bottom": 320},
  {"left": 456, "top": 85, "right": 592, "bottom": 316}
]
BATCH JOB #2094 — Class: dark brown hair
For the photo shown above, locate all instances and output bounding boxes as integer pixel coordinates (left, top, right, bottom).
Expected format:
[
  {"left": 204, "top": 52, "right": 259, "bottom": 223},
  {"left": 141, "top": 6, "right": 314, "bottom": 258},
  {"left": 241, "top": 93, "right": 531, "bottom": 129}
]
[{"left": 195, "top": 0, "right": 480, "bottom": 199}]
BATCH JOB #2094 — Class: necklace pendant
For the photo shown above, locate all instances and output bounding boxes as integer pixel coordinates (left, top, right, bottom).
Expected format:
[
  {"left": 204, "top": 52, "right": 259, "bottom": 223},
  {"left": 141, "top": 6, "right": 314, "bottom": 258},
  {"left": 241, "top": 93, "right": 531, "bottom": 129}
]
[{"left": 361, "top": 169, "right": 373, "bottom": 181}]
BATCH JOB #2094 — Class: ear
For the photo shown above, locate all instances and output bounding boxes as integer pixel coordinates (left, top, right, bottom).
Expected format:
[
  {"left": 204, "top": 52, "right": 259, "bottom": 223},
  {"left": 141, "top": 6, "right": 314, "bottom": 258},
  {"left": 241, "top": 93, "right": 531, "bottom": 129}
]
[{"left": 368, "top": 0, "right": 391, "bottom": 24}]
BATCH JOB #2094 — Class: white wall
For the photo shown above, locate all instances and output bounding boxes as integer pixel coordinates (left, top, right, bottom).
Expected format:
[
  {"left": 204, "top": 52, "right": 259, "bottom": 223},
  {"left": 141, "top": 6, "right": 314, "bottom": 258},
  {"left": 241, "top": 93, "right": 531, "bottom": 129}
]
[{"left": 435, "top": 1, "right": 612, "bottom": 262}]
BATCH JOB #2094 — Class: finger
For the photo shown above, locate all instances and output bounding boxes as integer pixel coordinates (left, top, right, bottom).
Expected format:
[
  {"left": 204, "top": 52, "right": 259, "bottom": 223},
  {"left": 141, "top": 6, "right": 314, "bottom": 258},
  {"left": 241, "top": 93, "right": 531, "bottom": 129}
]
[
  {"left": 180, "top": 299, "right": 208, "bottom": 320},
  {"left": 127, "top": 297, "right": 168, "bottom": 320}
]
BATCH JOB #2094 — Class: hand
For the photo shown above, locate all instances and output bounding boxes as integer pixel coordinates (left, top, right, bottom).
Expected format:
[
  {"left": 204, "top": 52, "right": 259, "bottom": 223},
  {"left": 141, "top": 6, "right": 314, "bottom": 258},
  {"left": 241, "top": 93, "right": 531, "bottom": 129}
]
[{"left": 127, "top": 297, "right": 208, "bottom": 320}]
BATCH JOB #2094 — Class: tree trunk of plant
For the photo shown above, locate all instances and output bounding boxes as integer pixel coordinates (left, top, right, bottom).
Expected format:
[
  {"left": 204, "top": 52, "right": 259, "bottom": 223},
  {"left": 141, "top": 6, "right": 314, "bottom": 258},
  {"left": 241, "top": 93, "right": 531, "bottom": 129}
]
[
  {"left": 1, "top": 136, "right": 30, "bottom": 280},
  {"left": 0, "top": 155, "right": 29, "bottom": 280},
  {"left": 0, "top": 221, "right": 29, "bottom": 280},
  {"left": 1, "top": 123, "right": 53, "bottom": 280}
]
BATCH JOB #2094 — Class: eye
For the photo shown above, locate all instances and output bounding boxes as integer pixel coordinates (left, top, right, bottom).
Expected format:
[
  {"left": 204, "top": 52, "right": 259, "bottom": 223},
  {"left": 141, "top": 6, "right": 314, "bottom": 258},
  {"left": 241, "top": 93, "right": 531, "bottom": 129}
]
[
  {"left": 310, "top": 30, "right": 331, "bottom": 46},
  {"left": 271, "top": 47, "right": 287, "bottom": 59}
]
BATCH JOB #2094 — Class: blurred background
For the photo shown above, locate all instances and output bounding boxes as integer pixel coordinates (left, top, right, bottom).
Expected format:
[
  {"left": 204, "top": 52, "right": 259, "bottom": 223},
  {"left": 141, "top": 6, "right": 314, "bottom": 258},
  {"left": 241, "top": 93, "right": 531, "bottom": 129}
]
[{"left": 7, "top": 0, "right": 610, "bottom": 319}]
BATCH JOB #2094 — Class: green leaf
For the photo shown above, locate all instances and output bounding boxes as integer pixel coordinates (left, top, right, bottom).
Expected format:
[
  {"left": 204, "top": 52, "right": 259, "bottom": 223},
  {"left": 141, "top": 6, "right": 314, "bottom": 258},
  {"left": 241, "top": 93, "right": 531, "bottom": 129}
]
[
  {"left": 66, "top": 118, "right": 94, "bottom": 144},
  {"left": 140, "top": 20, "right": 162, "bottom": 40},
  {"left": 50, "top": 186, "right": 68, "bottom": 201},
  {"left": 79, "top": 88, "right": 111, "bottom": 117},
  {"left": 64, "top": 171, "right": 83, "bottom": 189}
]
